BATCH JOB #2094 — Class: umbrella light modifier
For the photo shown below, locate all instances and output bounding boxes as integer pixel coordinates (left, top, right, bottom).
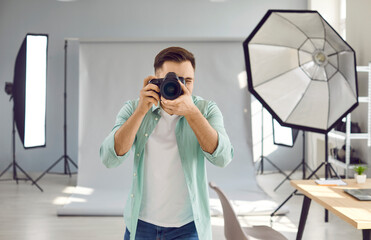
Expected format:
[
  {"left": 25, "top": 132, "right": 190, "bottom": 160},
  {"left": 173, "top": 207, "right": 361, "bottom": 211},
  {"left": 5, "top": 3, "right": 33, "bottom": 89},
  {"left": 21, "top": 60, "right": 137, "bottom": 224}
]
[{"left": 243, "top": 10, "right": 358, "bottom": 134}]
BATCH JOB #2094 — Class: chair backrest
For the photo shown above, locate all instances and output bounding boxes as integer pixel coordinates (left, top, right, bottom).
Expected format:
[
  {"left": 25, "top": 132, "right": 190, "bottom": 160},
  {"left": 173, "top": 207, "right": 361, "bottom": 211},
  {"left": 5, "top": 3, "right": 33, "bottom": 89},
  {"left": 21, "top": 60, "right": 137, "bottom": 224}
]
[{"left": 209, "top": 182, "right": 249, "bottom": 240}]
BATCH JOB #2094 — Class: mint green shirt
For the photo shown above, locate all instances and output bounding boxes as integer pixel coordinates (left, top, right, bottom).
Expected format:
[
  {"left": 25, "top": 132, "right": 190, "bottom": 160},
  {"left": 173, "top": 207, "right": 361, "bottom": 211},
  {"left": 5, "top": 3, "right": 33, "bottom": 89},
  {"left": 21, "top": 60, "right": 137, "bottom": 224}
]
[{"left": 100, "top": 95, "right": 233, "bottom": 240}]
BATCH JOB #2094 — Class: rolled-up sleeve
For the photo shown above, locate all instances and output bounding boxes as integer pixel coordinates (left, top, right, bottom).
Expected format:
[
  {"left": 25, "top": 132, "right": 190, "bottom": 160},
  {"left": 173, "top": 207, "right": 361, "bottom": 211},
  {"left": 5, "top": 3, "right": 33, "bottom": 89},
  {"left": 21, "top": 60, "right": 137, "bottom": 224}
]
[
  {"left": 100, "top": 100, "right": 136, "bottom": 168},
  {"left": 202, "top": 101, "right": 234, "bottom": 168}
]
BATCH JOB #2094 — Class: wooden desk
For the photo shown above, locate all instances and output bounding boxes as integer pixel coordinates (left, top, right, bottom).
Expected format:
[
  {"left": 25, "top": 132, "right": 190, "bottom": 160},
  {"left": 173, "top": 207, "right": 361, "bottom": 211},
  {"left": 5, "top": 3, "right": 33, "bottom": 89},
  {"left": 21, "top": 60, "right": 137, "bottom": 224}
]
[{"left": 291, "top": 179, "right": 371, "bottom": 240}]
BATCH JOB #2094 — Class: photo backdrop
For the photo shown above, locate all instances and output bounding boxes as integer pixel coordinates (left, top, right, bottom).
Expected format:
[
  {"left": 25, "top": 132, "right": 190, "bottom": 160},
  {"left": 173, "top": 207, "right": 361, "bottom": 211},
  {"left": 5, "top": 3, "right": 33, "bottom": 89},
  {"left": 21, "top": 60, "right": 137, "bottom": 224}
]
[{"left": 57, "top": 40, "right": 281, "bottom": 216}]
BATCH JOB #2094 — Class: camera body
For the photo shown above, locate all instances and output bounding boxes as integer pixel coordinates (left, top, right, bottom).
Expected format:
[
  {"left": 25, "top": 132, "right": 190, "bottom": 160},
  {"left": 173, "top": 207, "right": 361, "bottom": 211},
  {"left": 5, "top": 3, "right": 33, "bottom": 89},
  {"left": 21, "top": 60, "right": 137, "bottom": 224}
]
[{"left": 148, "top": 72, "right": 185, "bottom": 100}]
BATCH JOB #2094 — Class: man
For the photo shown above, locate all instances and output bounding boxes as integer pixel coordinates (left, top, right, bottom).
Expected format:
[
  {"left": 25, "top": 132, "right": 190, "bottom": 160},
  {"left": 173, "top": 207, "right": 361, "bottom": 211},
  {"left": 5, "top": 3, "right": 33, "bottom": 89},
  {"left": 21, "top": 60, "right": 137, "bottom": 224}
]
[{"left": 100, "top": 47, "right": 233, "bottom": 240}]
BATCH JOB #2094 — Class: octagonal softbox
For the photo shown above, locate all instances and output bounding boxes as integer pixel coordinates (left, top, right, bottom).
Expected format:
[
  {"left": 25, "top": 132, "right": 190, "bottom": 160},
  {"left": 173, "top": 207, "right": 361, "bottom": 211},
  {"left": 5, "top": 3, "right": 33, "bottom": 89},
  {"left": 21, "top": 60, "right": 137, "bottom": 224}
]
[{"left": 243, "top": 10, "right": 358, "bottom": 134}]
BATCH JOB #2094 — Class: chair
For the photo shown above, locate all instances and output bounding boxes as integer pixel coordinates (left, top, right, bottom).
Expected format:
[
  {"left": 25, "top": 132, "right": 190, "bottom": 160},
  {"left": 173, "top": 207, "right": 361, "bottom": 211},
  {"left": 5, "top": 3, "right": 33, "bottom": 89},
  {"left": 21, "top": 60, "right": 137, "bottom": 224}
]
[{"left": 209, "top": 182, "right": 287, "bottom": 240}]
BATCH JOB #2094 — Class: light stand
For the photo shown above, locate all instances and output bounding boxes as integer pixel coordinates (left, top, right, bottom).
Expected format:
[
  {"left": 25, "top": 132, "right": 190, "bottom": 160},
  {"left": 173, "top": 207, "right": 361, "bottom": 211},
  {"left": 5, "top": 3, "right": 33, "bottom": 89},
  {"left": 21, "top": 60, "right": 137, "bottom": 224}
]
[
  {"left": 0, "top": 96, "right": 43, "bottom": 192},
  {"left": 257, "top": 105, "right": 290, "bottom": 179},
  {"left": 271, "top": 134, "right": 340, "bottom": 222},
  {"left": 272, "top": 131, "right": 318, "bottom": 192},
  {"left": 34, "top": 40, "right": 78, "bottom": 184}
]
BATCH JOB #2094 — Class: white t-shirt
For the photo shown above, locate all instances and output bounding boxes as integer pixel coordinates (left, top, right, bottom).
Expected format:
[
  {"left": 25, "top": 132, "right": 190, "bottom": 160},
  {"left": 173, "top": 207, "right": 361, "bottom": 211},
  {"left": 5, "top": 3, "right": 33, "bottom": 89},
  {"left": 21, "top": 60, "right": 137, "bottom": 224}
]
[{"left": 138, "top": 109, "right": 194, "bottom": 227}]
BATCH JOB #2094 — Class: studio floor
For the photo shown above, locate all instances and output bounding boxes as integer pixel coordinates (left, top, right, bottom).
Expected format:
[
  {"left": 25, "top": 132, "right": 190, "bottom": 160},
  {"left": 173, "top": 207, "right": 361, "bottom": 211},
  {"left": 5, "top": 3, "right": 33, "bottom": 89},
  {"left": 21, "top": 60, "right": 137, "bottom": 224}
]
[{"left": 0, "top": 170, "right": 361, "bottom": 240}]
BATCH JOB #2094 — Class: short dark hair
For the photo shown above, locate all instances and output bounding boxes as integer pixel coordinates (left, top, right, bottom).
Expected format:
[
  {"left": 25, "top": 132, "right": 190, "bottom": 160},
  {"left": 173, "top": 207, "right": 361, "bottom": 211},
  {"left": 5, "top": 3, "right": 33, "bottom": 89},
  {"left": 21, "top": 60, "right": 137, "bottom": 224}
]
[{"left": 154, "top": 47, "right": 195, "bottom": 72}]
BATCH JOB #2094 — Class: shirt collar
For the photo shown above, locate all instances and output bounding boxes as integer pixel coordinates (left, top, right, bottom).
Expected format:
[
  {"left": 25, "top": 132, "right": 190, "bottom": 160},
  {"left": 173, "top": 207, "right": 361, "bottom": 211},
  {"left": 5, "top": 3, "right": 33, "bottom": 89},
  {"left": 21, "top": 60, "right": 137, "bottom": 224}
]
[{"left": 151, "top": 101, "right": 161, "bottom": 113}]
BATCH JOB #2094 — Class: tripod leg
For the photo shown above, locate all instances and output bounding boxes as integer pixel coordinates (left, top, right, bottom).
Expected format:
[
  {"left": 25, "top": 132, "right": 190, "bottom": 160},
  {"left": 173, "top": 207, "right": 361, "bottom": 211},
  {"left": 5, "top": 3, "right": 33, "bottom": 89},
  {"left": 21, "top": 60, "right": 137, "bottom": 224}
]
[
  {"left": 306, "top": 162, "right": 326, "bottom": 180},
  {"left": 328, "top": 163, "right": 341, "bottom": 179},
  {"left": 271, "top": 162, "right": 326, "bottom": 218},
  {"left": 256, "top": 156, "right": 264, "bottom": 175},
  {"left": 66, "top": 159, "right": 72, "bottom": 177},
  {"left": 274, "top": 162, "right": 302, "bottom": 192},
  {"left": 33, "top": 156, "right": 64, "bottom": 184},
  {"left": 328, "top": 168, "right": 334, "bottom": 178},
  {"left": 13, "top": 164, "right": 19, "bottom": 184},
  {"left": 326, "top": 163, "right": 334, "bottom": 179},
  {"left": 256, "top": 157, "right": 263, "bottom": 175},
  {"left": 304, "top": 163, "right": 319, "bottom": 179},
  {"left": 0, "top": 163, "right": 13, "bottom": 178},
  {"left": 271, "top": 190, "right": 298, "bottom": 217},
  {"left": 15, "top": 163, "right": 43, "bottom": 192},
  {"left": 66, "top": 156, "right": 78, "bottom": 169}
]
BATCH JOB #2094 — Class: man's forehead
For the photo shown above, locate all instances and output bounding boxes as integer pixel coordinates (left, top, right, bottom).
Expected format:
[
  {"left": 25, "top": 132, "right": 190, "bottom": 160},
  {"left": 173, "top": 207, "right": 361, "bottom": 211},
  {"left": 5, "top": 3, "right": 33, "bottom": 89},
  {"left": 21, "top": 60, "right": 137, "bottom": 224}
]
[
  {"left": 157, "top": 61, "right": 194, "bottom": 77},
  {"left": 162, "top": 60, "right": 193, "bottom": 69}
]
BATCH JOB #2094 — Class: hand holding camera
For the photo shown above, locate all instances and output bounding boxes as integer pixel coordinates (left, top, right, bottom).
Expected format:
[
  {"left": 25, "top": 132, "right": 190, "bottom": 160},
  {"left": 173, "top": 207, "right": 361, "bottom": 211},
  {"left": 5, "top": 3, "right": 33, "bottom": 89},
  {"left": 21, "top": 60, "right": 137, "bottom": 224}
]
[
  {"left": 138, "top": 72, "right": 196, "bottom": 117},
  {"left": 148, "top": 72, "right": 185, "bottom": 100},
  {"left": 157, "top": 73, "right": 197, "bottom": 117},
  {"left": 137, "top": 75, "right": 160, "bottom": 115}
]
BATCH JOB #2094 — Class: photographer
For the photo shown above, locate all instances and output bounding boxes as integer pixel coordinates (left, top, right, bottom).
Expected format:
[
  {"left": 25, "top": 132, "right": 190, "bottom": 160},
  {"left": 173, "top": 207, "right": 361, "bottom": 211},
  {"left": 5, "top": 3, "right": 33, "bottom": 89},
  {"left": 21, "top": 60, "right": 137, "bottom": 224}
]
[{"left": 100, "top": 47, "right": 233, "bottom": 240}]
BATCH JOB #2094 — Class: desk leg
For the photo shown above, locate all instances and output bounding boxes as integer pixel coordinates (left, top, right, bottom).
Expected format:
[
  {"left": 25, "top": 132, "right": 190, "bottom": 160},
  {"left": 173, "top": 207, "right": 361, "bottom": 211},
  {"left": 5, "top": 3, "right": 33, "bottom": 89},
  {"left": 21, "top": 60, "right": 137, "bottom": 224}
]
[
  {"left": 363, "top": 229, "right": 371, "bottom": 240},
  {"left": 296, "top": 196, "right": 311, "bottom": 240}
]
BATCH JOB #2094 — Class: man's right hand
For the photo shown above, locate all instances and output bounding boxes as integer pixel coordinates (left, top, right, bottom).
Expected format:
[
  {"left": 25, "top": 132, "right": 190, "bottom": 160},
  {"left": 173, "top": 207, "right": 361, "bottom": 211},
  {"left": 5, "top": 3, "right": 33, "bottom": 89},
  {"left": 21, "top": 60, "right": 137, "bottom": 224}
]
[{"left": 137, "top": 76, "right": 160, "bottom": 115}]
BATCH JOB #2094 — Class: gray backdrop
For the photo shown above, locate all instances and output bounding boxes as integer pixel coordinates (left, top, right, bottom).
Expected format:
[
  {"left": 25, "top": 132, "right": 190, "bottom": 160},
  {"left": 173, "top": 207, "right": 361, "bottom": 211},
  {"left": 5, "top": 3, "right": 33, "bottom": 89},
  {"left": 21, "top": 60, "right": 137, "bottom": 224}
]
[
  {"left": 0, "top": 0, "right": 307, "bottom": 176},
  {"left": 57, "top": 40, "right": 289, "bottom": 215}
]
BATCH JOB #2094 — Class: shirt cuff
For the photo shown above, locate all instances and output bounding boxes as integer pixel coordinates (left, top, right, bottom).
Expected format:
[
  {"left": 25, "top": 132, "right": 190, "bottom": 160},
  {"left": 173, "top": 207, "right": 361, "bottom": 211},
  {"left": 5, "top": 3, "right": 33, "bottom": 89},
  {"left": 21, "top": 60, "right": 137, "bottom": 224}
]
[
  {"left": 101, "top": 129, "right": 130, "bottom": 168},
  {"left": 202, "top": 132, "right": 233, "bottom": 168}
]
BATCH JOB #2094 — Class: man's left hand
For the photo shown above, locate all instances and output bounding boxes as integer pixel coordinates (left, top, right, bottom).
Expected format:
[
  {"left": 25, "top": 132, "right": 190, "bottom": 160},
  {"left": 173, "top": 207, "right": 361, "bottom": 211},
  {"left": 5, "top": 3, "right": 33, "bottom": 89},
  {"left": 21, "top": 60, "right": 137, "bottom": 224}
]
[{"left": 161, "top": 80, "right": 198, "bottom": 117}]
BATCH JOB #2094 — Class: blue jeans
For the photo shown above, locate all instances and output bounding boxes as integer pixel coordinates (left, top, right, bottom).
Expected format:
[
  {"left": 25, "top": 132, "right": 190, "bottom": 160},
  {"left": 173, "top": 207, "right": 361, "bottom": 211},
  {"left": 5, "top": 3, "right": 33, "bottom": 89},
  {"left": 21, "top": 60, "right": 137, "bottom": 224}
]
[{"left": 124, "top": 219, "right": 199, "bottom": 240}]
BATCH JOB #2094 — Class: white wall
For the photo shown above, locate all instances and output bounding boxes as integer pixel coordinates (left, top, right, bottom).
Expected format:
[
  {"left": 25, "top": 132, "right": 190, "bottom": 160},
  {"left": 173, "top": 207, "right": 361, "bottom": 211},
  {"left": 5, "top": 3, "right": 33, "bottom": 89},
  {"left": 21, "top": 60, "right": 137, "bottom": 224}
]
[
  {"left": 347, "top": 0, "right": 371, "bottom": 67},
  {"left": 308, "top": 0, "right": 342, "bottom": 33},
  {"left": 346, "top": 0, "right": 371, "bottom": 174},
  {"left": 307, "top": 0, "right": 371, "bottom": 176},
  {"left": 0, "top": 0, "right": 307, "bottom": 173}
]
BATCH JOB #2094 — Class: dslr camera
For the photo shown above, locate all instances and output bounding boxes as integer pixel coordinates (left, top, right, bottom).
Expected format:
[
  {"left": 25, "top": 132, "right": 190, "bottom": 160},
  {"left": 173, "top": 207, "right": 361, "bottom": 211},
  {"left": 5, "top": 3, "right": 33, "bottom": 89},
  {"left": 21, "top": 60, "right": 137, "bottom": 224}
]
[{"left": 148, "top": 72, "right": 185, "bottom": 100}]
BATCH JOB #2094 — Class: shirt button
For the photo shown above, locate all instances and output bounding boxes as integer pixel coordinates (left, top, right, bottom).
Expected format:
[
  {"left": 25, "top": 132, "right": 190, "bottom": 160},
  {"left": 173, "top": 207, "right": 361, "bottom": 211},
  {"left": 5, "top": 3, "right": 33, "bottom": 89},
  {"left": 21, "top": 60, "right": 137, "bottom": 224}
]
[
  {"left": 136, "top": 153, "right": 140, "bottom": 157},
  {"left": 155, "top": 118, "right": 158, "bottom": 121},
  {"left": 144, "top": 133, "right": 148, "bottom": 137},
  {"left": 133, "top": 172, "right": 137, "bottom": 177},
  {"left": 131, "top": 194, "right": 134, "bottom": 198}
]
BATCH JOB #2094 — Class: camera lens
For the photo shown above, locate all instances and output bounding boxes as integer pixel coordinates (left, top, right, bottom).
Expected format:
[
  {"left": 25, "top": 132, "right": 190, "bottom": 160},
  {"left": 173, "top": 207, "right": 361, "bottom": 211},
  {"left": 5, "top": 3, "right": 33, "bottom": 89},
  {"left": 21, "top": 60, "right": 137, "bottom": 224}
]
[
  {"left": 161, "top": 80, "right": 181, "bottom": 100},
  {"left": 165, "top": 84, "right": 176, "bottom": 95}
]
